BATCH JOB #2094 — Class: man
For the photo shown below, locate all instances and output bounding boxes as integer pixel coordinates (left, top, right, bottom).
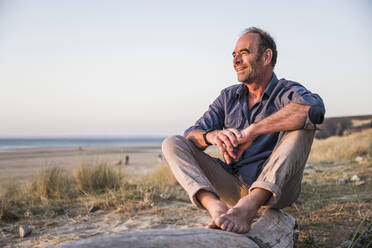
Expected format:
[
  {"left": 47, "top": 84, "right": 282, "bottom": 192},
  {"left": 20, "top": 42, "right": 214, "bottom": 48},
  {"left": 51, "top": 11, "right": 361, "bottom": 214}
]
[{"left": 162, "top": 27, "right": 325, "bottom": 234}]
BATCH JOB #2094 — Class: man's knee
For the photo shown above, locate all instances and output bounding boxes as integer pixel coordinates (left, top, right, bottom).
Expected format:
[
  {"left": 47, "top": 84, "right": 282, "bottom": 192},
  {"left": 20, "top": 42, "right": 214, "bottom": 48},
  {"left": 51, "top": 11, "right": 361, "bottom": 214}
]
[
  {"left": 162, "top": 135, "right": 187, "bottom": 156},
  {"left": 280, "top": 129, "right": 315, "bottom": 143}
]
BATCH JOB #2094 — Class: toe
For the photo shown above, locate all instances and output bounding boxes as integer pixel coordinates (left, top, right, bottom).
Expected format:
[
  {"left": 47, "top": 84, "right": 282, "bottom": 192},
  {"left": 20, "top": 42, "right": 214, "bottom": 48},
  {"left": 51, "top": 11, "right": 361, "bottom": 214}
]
[
  {"left": 239, "top": 225, "right": 250, "bottom": 234},
  {"left": 225, "top": 222, "right": 235, "bottom": 232},
  {"left": 206, "top": 221, "right": 219, "bottom": 229},
  {"left": 214, "top": 215, "right": 224, "bottom": 227}
]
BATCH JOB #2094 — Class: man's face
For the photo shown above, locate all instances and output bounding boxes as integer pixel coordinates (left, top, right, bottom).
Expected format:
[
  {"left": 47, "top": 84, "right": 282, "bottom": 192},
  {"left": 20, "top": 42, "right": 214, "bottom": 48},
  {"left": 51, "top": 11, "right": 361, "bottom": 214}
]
[{"left": 232, "top": 33, "right": 264, "bottom": 84}]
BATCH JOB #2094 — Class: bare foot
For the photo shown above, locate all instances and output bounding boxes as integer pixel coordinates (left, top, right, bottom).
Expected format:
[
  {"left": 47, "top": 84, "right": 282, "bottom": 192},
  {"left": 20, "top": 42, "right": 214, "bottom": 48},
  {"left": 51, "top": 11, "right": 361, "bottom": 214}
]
[
  {"left": 214, "top": 206, "right": 256, "bottom": 234},
  {"left": 213, "top": 188, "right": 271, "bottom": 234},
  {"left": 205, "top": 201, "right": 228, "bottom": 229},
  {"left": 196, "top": 190, "right": 229, "bottom": 229}
]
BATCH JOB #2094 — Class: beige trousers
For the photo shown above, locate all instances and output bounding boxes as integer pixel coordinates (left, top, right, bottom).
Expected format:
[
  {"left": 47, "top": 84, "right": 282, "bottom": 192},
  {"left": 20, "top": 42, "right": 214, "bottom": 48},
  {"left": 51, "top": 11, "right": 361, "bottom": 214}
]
[{"left": 162, "top": 129, "right": 314, "bottom": 209}]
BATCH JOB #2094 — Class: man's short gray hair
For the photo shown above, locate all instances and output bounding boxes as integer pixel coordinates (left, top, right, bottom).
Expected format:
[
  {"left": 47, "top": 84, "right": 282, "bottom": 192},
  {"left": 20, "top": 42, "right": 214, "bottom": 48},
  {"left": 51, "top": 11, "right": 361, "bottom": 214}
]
[{"left": 242, "top": 27, "right": 277, "bottom": 67}]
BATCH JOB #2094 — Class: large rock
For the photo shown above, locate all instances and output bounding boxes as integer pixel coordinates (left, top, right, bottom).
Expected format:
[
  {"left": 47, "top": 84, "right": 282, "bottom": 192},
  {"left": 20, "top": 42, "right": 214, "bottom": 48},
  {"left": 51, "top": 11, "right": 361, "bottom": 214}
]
[{"left": 56, "top": 209, "right": 297, "bottom": 248}]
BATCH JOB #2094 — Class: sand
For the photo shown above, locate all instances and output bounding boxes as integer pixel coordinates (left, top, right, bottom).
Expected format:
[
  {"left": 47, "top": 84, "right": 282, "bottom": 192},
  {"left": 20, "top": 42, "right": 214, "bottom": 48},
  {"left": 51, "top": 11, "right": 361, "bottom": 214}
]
[
  {"left": 0, "top": 146, "right": 163, "bottom": 182},
  {"left": 0, "top": 145, "right": 210, "bottom": 248},
  {"left": 1, "top": 201, "right": 210, "bottom": 247}
]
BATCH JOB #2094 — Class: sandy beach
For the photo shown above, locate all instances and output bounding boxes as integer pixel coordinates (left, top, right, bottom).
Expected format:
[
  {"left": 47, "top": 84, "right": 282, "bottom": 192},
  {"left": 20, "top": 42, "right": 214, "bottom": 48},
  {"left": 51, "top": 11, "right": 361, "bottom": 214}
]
[
  {"left": 0, "top": 146, "right": 163, "bottom": 182},
  {"left": 0, "top": 145, "right": 212, "bottom": 248}
]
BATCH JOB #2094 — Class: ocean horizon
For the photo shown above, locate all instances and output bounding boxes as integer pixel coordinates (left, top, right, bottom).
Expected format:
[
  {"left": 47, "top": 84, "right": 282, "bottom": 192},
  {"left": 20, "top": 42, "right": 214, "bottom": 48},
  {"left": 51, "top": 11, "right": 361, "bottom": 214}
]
[{"left": 0, "top": 137, "right": 166, "bottom": 149}]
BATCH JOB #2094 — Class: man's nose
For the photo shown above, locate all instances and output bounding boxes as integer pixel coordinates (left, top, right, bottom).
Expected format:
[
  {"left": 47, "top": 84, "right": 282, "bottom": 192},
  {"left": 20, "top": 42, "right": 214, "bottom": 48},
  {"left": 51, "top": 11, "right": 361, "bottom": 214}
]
[{"left": 233, "top": 54, "right": 242, "bottom": 65}]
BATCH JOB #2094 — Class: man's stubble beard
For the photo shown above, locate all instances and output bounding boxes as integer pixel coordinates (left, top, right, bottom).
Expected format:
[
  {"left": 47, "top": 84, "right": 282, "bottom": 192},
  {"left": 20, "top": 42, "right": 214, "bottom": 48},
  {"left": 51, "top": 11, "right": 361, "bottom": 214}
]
[{"left": 238, "top": 54, "right": 264, "bottom": 85}]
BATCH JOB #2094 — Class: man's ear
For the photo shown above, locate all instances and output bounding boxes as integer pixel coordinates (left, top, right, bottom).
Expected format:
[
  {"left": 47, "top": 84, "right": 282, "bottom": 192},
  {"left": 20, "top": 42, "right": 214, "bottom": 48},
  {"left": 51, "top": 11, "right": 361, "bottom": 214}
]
[{"left": 263, "top": 49, "right": 273, "bottom": 66}]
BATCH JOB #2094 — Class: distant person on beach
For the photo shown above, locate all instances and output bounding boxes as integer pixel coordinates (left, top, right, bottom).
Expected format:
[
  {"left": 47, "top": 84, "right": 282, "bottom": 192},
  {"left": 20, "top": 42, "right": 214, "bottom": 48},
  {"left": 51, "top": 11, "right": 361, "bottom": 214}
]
[
  {"left": 125, "top": 155, "right": 129, "bottom": 165},
  {"left": 162, "top": 27, "right": 325, "bottom": 234}
]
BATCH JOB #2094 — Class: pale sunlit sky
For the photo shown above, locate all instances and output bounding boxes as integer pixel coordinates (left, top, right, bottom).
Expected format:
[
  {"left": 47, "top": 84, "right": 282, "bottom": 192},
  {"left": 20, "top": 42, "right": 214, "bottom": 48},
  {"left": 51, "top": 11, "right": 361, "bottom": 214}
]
[{"left": 0, "top": 0, "right": 371, "bottom": 137}]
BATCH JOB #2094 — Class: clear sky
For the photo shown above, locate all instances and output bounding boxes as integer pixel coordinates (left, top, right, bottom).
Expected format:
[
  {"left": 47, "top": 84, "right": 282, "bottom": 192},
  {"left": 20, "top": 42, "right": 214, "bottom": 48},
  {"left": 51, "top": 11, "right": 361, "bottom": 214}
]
[{"left": 0, "top": 0, "right": 371, "bottom": 137}]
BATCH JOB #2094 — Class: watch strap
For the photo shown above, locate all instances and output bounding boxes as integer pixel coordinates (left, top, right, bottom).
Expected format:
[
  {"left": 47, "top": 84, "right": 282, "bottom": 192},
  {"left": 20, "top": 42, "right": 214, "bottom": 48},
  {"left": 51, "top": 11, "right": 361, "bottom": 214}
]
[{"left": 203, "top": 128, "right": 215, "bottom": 146}]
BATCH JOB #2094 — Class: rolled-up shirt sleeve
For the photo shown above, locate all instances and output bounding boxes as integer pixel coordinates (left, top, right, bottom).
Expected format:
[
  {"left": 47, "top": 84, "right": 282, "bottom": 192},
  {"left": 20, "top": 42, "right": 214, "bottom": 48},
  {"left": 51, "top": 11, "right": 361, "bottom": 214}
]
[
  {"left": 184, "top": 92, "right": 225, "bottom": 137},
  {"left": 278, "top": 83, "right": 326, "bottom": 129}
]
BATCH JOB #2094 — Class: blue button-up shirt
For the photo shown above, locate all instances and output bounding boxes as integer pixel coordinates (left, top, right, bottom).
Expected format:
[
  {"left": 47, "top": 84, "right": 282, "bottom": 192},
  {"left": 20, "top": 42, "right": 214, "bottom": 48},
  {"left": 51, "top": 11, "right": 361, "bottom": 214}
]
[{"left": 184, "top": 73, "right": 325, "bottom": 185}]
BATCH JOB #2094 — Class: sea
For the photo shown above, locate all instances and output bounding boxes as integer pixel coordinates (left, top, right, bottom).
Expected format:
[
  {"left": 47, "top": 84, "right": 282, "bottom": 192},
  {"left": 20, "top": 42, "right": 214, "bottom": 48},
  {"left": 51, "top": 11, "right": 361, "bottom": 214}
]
[{"left": 0, "top": 137, "right": 165, "bottom": 150}]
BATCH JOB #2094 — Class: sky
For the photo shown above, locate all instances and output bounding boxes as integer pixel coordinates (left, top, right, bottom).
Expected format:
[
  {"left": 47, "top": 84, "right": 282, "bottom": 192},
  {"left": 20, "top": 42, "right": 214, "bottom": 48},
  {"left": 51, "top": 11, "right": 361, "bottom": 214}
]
[{"left": 0, "top": 0, "right": 371, "bottom": 137}]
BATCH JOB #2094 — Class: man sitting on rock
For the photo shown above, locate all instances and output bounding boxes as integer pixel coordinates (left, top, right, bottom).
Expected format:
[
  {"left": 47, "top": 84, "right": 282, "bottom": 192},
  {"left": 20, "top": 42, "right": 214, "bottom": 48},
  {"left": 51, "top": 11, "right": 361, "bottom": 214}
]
[{"left": 162, "top": 27, "right": 325, "bottom": 234}]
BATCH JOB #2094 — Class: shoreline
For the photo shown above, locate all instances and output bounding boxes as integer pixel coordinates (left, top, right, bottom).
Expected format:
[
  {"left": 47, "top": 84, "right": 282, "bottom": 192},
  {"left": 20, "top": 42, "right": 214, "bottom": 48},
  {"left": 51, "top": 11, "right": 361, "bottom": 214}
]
[{"left": 0, "top": 146, "right": 163, "bottom": 182}]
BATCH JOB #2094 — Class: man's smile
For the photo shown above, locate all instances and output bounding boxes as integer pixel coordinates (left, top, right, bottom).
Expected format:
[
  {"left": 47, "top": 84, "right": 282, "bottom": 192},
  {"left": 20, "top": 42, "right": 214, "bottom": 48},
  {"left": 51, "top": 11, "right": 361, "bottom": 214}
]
[{"left": 235, "top": 66, "right": 247, "bottom": 73}]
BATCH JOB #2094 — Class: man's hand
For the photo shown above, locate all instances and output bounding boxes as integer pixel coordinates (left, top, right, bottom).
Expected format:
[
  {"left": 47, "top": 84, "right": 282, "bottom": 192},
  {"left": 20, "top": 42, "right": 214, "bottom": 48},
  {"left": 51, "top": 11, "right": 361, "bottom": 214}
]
[
  {"left": 234, "top": 125, "right": 257, "bottom": 161},
  {"left": 207, "top": 129, "right": 242, "bottom": 164}
]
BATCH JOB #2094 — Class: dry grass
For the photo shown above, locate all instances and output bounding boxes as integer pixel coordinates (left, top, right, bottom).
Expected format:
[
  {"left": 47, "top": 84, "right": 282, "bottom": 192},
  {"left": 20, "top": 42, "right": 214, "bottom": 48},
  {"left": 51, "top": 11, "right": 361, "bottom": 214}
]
[
  {"left": 309, "top": 128, "right": 372, "bottom": 163},
  {"left": 0, "top": 160, "right": 186, "bottom": 222},
  {"left": 74, "top": 162, "right": 122, "bottom": 194},
  {"left": 141, "top": 162, "right": 178, "bottom": 186},
  {"left": 0, "top": 181, "right": 26, "bottom": 220},
  {"left": 29, "top": 166, "right": 76, "bottom": 201},
  {"left": 286, "top": 157, "right": 372, "bottom": 247}
]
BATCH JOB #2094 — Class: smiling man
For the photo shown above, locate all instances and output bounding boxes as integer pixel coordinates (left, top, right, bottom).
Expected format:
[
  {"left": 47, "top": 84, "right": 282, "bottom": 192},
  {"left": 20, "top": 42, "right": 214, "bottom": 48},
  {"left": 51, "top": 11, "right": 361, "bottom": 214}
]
[{"left": 162, "top": 27, "right": 325, "bottom": 234}]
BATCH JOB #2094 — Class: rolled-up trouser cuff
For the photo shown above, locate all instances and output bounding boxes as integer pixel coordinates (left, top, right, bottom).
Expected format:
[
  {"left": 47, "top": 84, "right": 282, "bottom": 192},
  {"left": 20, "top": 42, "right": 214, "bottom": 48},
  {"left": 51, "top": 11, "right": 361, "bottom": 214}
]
[
  {"left": 189, "top": 185, "right": 219, "bottom": 209},
  {"left": 250, "top": 181, "right": 281, "bottom": 207}
]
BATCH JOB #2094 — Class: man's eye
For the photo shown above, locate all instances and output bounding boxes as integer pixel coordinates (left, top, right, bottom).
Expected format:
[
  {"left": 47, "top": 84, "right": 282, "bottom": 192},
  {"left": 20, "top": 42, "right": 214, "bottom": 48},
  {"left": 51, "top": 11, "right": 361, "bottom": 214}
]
[{"left": 241, "top": 51, "right": 248, "bottom": 55}]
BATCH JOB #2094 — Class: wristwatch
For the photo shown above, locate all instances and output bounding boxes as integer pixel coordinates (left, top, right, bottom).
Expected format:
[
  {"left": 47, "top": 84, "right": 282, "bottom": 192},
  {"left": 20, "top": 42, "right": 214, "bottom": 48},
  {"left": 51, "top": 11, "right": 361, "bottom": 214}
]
[{"left": 203, "top": 128, "right": 215, "bottom": 146}]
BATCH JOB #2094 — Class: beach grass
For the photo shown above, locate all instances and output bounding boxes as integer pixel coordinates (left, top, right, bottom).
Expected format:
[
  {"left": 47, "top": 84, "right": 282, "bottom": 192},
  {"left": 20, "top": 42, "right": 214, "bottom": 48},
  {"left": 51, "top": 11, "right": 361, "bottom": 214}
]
[
  {"left": 74, "top": 162, "right": 122, "bottom": 194},
  {"left": 308, "top": 128, "right": 372, "bottom": 163},
  {"left": 29, "top": 166, "right": 76, "bottom": 201}
]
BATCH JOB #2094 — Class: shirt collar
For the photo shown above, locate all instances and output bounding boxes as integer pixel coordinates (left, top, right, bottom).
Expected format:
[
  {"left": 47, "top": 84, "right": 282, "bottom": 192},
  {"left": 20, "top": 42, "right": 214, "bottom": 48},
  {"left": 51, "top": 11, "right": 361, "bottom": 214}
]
[
  {"left": 236, "top": 72, "right": 278, "bottom": 98},
  {"left": 263, "top": 72, "right": 278, "bottom": 98}
]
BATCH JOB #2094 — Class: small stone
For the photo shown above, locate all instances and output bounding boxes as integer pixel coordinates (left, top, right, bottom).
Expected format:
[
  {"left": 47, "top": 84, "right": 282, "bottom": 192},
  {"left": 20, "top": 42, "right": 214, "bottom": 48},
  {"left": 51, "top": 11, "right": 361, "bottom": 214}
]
[
  {"left": 338, "top": 177, "right": 349, "bottom": 184},
  {"left": 160, "top": 193, "right": 170, "bottom": 200},
  {"left": 305, "top": 163, "right": 314, "bottom": 169},
  {"left": 24, "top": 209, "right": 33, "bottom": 218},
  {"left": 19, "top": 225, "right": 32, "bottom": 238},
  {"left": 354, "top": 180, "right": 365, "bottom": 186},
  {"left": 89, "top": 205, "right": 100, "bottom": 213},
  {"left": 350, "top": 175, "right": 360, "bottom": 182},
  {"left": 355, "top": 156, "right": 363, "bottom": 162}
]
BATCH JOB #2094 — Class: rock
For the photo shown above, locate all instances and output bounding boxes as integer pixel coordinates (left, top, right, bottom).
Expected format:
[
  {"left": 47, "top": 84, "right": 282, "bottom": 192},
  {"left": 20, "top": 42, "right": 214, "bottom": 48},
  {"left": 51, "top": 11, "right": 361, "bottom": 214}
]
[
  {"left": 354, "top": 180, "right": 365, "bottom": 186},
  {"left": 1, "top": 210, "right": 19, "bottom": 222},
  {"left": 19, "top": 225, "right": 32, "bottom": 238},
  {"left": 355, "top": 156, "right": 363, "bottom": 162},
  {"left": 89, "top": 205, "right": 100, "bottom": 213},
  {"left": 159, "top": 193, "right": 170, "bottom": 200},
  {"left": 56, "top": 209, "right": 297, "bottom": 248},
  {"left": 305, "top": 163, "right": 314, "bottom": 169},
  {"left": 338, "top": 177, "right": 350, "bottom": 184},
  {"left": 350, "top": 175, "right": 361, "bottom": 182}
]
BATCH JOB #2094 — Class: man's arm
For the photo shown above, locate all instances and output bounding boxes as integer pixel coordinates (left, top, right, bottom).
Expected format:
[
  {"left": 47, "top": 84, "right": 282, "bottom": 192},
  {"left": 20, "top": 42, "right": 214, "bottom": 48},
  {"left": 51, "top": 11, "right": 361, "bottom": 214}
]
[
  {"left": 235, "top": 102, "right": 310, "bottom": 160},
  {"left": 186, "top": 129, "right": 208, "bottom": 149}
]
